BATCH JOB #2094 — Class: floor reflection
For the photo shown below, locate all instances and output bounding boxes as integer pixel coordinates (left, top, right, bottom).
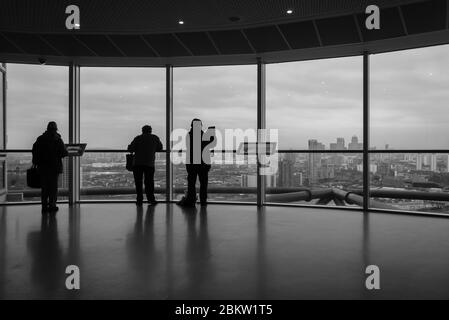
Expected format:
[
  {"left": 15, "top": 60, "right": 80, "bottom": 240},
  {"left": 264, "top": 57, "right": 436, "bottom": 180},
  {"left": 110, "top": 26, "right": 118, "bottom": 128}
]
[
  {"left": 65, "top": 205, "right": 82, "bottom": 299},
  {"left": 165, "top": 203, "right": 174, "bottom": 298},
  {"left": 27, "top": 214, "right": 64, "bottom": 299},
  {"left": 126, "top": 205, "right": 159, "bottom": 295},
  {"left": 180, "top": 206, "right": 213, "bottom": 298},
  {"left": 256, "top": 207, "right": 267, "bottom": 299}
]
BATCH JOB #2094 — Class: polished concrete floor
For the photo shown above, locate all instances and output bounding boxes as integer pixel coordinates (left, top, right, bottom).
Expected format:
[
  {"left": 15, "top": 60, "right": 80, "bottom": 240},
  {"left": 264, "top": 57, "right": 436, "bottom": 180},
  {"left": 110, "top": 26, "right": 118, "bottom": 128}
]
[{"left": 0, "top": 203, "right": 449, "bottom": 299}]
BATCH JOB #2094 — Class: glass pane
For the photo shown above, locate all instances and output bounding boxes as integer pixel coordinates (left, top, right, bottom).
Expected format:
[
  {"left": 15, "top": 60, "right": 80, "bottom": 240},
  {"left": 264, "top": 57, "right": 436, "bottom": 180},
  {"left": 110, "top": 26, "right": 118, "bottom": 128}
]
[
  {"left": 173, "top": 152, "right": 258, "bottom": 202},
  {"left": 7, "top": 64, "right": 68, "bottom": 149},
  {"left": 370, "top": 153, "right": 449, "bottom": 214},
  {"left": 80, "top": 67, "right": 165, "bottom": 149},
  {"left": 371, "top": 44, "right": 449, "bottom": 150},
  {"left": 6, "top": 152, "right": 68, "bottom": 202},
  {"left": 173, "top": 65, "right": 257, "bottom": 202},
  {"left": 80, "top": 152, "right": 166, "bottom": 200},
  {"left": 265, "top": 152, "right": 363, "bottom": 208},
  {"left": 267, "top": 57, "right": 362, "bottom": 150}
]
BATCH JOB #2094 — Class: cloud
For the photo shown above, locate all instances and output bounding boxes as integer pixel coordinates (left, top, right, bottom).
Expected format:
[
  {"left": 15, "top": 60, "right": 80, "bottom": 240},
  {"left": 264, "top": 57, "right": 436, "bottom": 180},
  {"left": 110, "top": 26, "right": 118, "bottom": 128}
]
[{"left": 6, "top": 43, "right": 449, "bottom": 150}]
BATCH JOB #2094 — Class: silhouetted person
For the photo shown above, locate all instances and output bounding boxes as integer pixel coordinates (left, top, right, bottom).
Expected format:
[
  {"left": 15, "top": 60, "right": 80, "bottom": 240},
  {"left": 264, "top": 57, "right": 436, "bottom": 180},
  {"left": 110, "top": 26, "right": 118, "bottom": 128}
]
[
  {"left": 183, "top": 119, "right": 216, "bottom": 207},
  {"left": 128, "top": 125, "right": 163, "bottom": 206},
  {"left": 32, "top": 121, "right": 68, "bottom": 214}
]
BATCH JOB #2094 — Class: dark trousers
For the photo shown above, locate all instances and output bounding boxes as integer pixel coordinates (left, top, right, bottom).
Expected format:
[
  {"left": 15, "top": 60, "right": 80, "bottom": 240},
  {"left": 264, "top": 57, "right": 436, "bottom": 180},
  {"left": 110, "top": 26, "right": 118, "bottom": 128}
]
[
  {"left": 186, "top": 165, "right": 210, "bottom": 204},
  {"left": 133, "top": 165, "right": 155, "bottom": 202},
  {"left": 40, "top": 172, "right": 59, "bottom": 209}
]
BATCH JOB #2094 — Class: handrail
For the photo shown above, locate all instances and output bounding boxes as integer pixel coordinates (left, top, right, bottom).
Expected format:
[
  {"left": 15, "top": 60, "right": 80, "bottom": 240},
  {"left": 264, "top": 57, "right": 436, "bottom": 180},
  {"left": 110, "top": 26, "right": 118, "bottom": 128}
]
[
  {"left": 266, "top": 189, "right": 332, "bottom": 203},
  {"left": 13, "top": 186, "right": 310, "bottom": 197},
  {"left": 331, "top": 188, "right": 395, "bottom": 210},
  {"left": 9, "top": 187, "right": 448, "bottom": 209},
  {"left": 351, "top": 189, "right": 449, "bottom": 201}
]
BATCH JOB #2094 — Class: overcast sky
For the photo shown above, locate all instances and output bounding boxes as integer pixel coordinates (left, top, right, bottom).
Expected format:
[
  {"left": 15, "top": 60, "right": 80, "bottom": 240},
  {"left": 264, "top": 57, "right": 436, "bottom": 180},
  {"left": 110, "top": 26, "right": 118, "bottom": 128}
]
[{"left": 6, "top": 43, "right": 449, "bottom": 150}]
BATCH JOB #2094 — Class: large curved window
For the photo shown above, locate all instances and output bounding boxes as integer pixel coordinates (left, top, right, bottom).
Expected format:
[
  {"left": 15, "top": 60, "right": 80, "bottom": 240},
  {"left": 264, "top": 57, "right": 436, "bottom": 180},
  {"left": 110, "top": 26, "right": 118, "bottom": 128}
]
[{"left": 3, "top": 44, "right": 449, "bottom": 215}]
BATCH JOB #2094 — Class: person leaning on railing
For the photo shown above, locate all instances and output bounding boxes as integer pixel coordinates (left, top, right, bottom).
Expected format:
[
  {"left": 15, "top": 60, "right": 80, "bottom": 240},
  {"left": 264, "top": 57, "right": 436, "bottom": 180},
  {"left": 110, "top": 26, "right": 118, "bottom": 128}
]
[{"left": 128, "top": 125, "right": 163, "bottom": 206}]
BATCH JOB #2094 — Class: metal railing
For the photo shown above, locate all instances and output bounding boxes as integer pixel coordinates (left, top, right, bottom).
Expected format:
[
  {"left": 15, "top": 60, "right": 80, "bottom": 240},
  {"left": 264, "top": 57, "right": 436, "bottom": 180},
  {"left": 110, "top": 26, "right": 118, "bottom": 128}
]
[{"left": 9, "top": 186, "right": 449, "bottom": 211}]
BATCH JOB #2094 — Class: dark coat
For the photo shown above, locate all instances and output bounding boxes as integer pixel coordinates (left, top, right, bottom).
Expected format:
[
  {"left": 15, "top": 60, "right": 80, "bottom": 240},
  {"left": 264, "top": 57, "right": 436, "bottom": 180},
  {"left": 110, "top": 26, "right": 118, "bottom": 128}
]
[
  {"left": 186, "top": 128, "right": 216, "bottom": 167},
  {"left": 32, "top": 131, "right": 68, "bottom": 174},
  {"left": 128, "top": 133, "right": 163, "bottom": 167}
]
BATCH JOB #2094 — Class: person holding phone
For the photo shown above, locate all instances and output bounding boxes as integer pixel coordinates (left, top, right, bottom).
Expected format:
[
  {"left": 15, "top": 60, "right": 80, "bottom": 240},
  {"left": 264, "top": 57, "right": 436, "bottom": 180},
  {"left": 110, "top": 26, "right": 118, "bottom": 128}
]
[{"left": 181, "top": 119, "right": 216, "bottom": 207}]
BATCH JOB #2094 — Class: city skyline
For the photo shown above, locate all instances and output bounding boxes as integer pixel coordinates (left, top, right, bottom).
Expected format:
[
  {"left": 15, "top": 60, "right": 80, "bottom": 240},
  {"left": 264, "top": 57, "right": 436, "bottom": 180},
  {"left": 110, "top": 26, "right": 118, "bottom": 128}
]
[{"left": 6, "top": 141, "right": 449, "bottom": 212}]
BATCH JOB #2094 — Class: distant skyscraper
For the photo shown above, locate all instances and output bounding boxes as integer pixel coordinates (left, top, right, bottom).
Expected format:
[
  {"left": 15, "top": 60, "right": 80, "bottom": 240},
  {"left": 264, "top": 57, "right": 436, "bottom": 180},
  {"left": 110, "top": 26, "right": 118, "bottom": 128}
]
[
  {"left": 330, "top": 137, "right": 345, "bottom": 151},
  {"left": 308, "top": 139, "right": 325, "bottom": 184},
  {"left": 416, "top": 154, "right": 423, "bottom": 171},
  {"left": 241, "top": 174, "right": 257, "bottom": 188},
  {"left": 278, "top": 159, "right": 294, "bottom": 187},
  {"left": 446, "top": 155, "right": 449, "bottom": 173},
  {"left": 423, "top": 154, "right": 430, "bottom": 166},
  {"left": 319, "top": 164, "right": 335, "bottom": 179},
  {"left": 337, "top": 137, "right": 345, "bottom": 150},
  {"left": 348, "top": 136, "right": 362, "bottom": 150},
  {"left": 430, "top": 154, "right": 437, "bottom": 172},
  {"left": 296, "top": 172, "right": 303, "bottom": 186}
]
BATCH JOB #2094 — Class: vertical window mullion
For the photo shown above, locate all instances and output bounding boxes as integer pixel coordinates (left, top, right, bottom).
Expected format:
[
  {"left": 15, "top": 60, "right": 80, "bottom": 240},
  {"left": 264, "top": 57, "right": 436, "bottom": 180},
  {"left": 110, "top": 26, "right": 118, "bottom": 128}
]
[
  {"left": 257, "top": 59, "right": 266, "bottom": 207},
  {"left": 166, "top": 65, "right": 173, "bottom": 201},
  {"left": 363, "top": 53, "right": 370, "bottom": 211}
]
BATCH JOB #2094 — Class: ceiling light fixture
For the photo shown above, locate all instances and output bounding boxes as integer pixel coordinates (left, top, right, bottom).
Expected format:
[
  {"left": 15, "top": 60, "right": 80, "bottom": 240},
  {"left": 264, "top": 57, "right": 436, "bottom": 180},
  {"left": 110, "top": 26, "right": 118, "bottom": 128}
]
[
  {"left": 178, "top": 20, "right": 184, "bottom": 25},
  {"left": 286, "top": 9, "right": 293, "bottom": 15}
]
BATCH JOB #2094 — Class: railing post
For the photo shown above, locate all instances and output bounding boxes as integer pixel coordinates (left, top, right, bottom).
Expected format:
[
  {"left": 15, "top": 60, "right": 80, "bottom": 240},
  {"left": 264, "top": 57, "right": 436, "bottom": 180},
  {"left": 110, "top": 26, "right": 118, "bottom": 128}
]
[
  {"left": 68, "top": 63, "right": 80, "bottom": 204},
  {"left": 363, "top": 52, "right": 370, "bottom": 212},
  {"left": 257, "top": 58, "right": 266, "bottom": 207},
  {"left": 166, "top": 65, "right": 173, "bottom": 202}
]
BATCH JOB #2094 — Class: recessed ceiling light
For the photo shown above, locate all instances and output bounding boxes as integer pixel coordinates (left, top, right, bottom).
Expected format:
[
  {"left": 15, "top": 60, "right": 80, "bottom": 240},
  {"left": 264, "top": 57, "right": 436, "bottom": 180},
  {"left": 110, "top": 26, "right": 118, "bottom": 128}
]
[
  {"left": 178, "top": 20, "right": 184, "bottom": 25},
  {"left": 286, "top": 9, "right": 293, "bottom": 15}
]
